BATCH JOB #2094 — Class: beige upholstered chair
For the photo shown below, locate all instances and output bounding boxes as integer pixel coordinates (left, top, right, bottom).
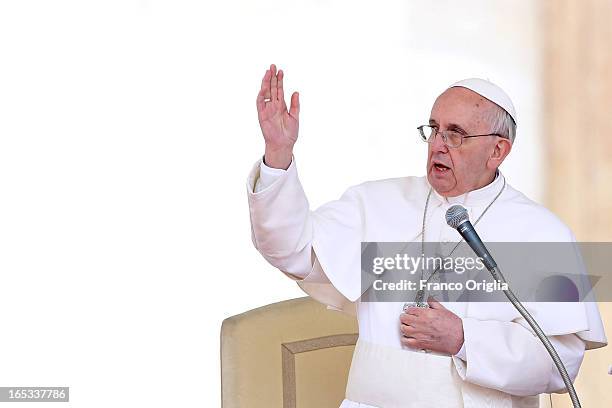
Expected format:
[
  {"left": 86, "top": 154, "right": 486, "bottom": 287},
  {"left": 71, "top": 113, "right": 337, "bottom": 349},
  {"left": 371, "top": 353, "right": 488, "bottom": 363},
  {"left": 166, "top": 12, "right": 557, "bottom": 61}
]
[
  {"left": 221, "top": 297, "right": 608, "bottom": 408},
  {"left": 220, "top": 297, "right": 358, "bottom": 408}
]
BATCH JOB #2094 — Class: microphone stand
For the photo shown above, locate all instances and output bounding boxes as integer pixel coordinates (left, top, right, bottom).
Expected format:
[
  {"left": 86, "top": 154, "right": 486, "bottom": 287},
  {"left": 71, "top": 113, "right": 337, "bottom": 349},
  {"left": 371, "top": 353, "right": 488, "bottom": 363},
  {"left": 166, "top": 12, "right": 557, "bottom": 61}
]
[{"left": 487, "top": 265, "right": 581, "bottom": 408}]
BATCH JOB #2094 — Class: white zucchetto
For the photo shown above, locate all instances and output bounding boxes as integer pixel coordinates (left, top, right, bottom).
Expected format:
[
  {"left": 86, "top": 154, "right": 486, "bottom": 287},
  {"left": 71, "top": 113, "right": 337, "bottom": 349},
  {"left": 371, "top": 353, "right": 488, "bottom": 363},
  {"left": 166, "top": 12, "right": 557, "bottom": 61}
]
[{"left": 449, "top": 78, "right": 517, "bottom": 125}]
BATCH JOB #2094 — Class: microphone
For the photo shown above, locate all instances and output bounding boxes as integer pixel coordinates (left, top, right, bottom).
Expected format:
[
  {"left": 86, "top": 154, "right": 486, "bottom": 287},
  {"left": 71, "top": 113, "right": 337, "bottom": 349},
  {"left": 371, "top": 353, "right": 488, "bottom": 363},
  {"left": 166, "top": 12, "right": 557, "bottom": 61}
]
[
  {"left": 444, "top": 204, "right": 582, "bottom": 408},
  {"left": 445, "top": 205, "right": 497, "bottom": 271}
]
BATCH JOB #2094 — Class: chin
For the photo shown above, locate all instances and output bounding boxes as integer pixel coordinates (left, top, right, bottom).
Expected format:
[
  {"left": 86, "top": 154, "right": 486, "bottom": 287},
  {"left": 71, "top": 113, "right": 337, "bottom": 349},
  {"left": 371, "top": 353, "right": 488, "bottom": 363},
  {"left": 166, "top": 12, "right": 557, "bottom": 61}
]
[{"left": 427, "top": 170, "right": 456, "bottom": 195}]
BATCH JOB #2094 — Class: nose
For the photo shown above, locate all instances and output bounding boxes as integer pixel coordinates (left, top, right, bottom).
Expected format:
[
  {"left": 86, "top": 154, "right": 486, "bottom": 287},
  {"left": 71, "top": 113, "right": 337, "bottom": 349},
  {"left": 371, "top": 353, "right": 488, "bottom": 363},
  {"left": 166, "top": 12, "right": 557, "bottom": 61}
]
[{"left": 430, "top": 130, "right": 449, "bottom": 153}]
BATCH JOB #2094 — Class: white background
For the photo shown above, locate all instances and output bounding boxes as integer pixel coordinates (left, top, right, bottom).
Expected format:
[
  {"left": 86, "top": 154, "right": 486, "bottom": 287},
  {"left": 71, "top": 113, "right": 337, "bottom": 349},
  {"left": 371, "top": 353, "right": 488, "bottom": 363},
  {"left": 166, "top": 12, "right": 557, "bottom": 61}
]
[{"left": 0, "top": 1, "right": 543, "bottom": 406}]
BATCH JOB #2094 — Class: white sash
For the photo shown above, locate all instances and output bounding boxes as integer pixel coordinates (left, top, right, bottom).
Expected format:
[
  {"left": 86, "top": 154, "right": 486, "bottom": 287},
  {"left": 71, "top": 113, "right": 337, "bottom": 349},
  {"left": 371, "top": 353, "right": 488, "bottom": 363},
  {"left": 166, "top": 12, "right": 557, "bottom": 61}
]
[{"left": 345, "top": 339, "right": 539, "bottom": 408}]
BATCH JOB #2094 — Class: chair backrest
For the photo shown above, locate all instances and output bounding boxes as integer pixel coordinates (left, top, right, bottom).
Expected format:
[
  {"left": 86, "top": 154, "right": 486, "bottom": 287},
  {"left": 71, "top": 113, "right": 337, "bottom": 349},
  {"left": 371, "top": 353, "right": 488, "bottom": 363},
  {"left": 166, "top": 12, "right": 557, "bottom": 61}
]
[
  {"left": 221, "top": 298, "right": 608, "bottom": 408},
  {"left": 220, "top": 297, "right": 358, "bottom": 408}
]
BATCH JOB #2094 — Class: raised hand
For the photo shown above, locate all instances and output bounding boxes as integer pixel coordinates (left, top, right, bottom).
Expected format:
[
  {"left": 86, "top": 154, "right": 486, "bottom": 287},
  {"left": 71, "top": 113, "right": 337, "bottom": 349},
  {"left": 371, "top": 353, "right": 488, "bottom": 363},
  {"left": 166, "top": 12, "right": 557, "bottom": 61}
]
[{"left": 256, "top": 64, "right": 300, "bottom": 169}]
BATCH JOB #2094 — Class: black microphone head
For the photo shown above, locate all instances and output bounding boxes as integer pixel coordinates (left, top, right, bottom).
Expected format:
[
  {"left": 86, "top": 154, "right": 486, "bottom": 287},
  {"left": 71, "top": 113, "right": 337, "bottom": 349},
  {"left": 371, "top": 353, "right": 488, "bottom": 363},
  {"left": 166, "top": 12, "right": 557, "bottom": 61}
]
[{"left": 445, "top": 205, "right": 469, "bottom": 229}]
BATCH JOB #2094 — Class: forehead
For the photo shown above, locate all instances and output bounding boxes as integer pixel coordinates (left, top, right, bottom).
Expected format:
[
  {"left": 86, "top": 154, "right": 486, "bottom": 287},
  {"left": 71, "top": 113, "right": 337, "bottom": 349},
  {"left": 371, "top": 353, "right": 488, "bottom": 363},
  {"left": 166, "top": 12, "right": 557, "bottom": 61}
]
[{"left": 430, "top": 87, "right": 496, "bottom": 131}]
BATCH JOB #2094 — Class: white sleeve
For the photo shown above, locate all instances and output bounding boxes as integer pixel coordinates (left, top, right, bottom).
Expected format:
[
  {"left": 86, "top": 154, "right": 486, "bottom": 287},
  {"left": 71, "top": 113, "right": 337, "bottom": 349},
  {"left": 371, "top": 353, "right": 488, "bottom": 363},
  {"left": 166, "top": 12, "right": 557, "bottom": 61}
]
[
  {"left": 254, "top": 157, "right": 288, "bottom": 193},
  {"left": 454, "top": 337, "right": 467, "bottom": 361},
  {"left": 246, "top": 155, "right": 313, "bottom": 279},
  {"left": 451, "top": 317, "right": 585, "bottom": 396},
  {"left": 246, "top": 155, "right": 364, "bottom": 313},
  {"left": 543, "top": 333, "right": 585, "bottom": 394}
]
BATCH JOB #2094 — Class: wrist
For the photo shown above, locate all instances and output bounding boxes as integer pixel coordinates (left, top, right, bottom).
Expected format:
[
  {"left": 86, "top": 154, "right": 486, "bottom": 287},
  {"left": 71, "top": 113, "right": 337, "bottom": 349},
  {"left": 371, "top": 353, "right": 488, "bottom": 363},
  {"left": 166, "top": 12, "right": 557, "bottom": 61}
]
[
  {"left": 264, "top": 147, "right": 293, "bottom": 170},
  {"left": 453, "top": 319, "right": 465, "bottom": 355}
]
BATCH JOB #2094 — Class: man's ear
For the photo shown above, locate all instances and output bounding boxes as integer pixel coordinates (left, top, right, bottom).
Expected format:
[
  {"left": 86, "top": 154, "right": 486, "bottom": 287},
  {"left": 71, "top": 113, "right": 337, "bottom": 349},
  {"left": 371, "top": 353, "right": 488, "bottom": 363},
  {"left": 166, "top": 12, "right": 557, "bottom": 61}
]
[{"left": 487, "top": 138, "right": 512, "bottom": 170}]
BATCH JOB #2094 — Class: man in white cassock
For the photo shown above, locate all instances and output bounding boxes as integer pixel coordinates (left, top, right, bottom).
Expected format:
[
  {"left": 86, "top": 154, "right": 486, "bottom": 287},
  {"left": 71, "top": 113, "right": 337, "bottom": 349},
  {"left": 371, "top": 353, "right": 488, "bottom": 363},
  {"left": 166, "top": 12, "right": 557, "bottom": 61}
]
[{"left": 246, "top": 64, "right": 607, "bottom": 407}]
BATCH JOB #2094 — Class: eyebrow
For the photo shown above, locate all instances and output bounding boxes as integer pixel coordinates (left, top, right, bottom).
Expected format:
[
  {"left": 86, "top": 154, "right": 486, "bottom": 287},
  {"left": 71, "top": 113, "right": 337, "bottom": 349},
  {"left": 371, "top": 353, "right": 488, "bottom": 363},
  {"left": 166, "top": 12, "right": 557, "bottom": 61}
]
[{"left": 428, "top": 119, "right": 468, "bottom": 134}]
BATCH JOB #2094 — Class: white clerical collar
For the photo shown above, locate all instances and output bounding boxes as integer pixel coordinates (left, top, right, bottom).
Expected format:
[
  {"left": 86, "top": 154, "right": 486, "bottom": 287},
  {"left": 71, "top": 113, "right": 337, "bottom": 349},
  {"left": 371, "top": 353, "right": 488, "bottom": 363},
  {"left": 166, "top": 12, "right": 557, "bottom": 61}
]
[{"left": 430, "top": 170, "right": 505, "bottom": 207}]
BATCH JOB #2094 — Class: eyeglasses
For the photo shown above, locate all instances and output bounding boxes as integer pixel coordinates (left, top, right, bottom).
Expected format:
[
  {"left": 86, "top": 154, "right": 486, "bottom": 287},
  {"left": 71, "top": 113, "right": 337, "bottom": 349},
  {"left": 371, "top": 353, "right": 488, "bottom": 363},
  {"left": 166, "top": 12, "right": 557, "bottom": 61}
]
[{"left": 417, "top": 125, "right": 505, "bottom": 148}]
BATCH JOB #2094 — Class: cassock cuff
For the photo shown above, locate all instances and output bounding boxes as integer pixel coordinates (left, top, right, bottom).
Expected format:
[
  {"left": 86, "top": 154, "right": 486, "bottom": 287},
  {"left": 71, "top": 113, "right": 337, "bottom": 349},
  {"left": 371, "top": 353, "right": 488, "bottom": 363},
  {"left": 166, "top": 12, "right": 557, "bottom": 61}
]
[
  {"left": 246, "top": 154, "right": 296, "bottom": 197},
  {"left": 451, "top": 318, "right": 468, "bottom": 379},
  {"left": 254, "top": 155, "right": 294, "bottom": 193},
  {"left": 453, "top": 317, "right": 467, "bottom": 360},
  {"left": 261, "top": 155, "right": 290, "bottom": 174},
  {"left": 454, "top": 340, "right": 467, "bottom": 361}
]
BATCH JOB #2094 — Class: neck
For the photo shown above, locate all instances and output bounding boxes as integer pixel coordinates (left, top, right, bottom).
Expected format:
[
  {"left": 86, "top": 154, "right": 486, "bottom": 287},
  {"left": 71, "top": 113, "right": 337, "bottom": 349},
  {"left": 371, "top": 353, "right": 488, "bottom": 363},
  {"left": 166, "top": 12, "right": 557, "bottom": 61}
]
[
  {"left": 472, "top": 170, "right": 497, "bottom": 191},
  {"left": 438, "top": 170, "right": 498, "bottom": 198}
]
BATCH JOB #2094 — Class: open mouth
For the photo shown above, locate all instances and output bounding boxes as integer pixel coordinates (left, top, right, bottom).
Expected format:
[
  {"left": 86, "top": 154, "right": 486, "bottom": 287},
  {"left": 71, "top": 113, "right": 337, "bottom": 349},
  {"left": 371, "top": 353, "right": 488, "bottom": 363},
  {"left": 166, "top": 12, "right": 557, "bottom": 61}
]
[{"left": 433, "top": 162, "right": 451, "bottom": 173}]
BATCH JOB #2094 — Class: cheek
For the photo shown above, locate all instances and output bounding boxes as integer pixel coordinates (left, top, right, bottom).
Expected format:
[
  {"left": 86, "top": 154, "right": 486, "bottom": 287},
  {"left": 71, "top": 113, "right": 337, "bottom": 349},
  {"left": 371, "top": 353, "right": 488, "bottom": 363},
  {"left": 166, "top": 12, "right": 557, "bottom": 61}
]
[
  {"left": 452, "top": 150, "right": 488, "bottom": 181},
  {"left": 449, "top": 154, "right": 472, "bottom": 184},
  {"left": 449, "top": 153, "right": 463, "bottom": 174}
]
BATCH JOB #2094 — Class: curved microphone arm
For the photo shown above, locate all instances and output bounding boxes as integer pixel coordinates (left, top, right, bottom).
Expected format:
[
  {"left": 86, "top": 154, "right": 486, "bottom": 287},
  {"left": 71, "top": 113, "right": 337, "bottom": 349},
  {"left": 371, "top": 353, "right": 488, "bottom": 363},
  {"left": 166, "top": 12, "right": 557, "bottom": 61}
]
[
  {"left": 488, "top": 266, "right": 581, "bottom": 408},
  {"left": 446, "top": 203, "right": 580, "bottom": 407}
]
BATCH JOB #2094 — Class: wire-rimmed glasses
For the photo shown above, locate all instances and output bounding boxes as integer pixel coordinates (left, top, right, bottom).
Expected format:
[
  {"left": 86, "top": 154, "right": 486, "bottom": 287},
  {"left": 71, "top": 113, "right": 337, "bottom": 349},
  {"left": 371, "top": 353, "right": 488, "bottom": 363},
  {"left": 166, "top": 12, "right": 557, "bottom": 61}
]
[{"left": 417, "top": 125, "right": 505, "bottom": 148}]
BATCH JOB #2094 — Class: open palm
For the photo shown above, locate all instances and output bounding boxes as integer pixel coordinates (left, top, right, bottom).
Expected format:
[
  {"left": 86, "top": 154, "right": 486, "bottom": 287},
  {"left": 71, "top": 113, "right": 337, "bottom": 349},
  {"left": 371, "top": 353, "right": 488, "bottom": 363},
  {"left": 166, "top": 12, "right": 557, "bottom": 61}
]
[{"left": 256, "top": 64, "right": 300, "bottom": 155}]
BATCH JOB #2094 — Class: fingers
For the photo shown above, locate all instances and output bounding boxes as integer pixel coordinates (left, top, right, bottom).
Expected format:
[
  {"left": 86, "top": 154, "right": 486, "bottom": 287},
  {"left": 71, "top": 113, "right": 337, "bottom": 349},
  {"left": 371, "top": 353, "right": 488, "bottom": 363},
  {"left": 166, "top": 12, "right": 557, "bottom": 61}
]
[
  {"left": 400, "top": 312, "right": 435, "bottom": 349},
  {"left": 270, "top": 64, "right": 278, "bottom": 102},
  {"left": 263, "top": 67, "right": 272, "bottom": 100},
  {"left": 401, "top": 336, "right": 420, "bottom": 348},
  {"left": 400, "top": 322, "right": 416, "bottom": 337},
  {"left": 399, "top": 323, "right": 433, "bottom": 345},
  {"left": 289, "top": 91, "right": 300, "bottom": 120},
  {"left": 427, "top": 296, "right": 445, "bottom": 309},
  {"left": 257, "top": 64, "right": 298, "bottom": 119},
  {"left": 400, "top": 313, "right": 420, "bottom": 339},
  {"left": 277, "top": 69, "right": 285, "bottom": 104},
  {"left": 401, "top": 335, "right": 434, "bottom": 350},
  {"left": 256, "top": 69, "right": 271, "bottom": 111},
  {"left": 404, "top": 305, "right": 426, "bottom": 317},
  {"left": 399, "top": 312, "right": 417, "bottom": 326}
]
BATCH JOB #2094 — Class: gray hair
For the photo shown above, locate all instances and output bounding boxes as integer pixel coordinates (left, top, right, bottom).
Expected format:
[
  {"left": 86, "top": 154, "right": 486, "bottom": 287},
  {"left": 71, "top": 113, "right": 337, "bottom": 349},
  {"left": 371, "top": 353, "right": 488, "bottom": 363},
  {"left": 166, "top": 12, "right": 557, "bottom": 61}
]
[{"left": 488, "top": 105, "right": 516, "bottom": 143}]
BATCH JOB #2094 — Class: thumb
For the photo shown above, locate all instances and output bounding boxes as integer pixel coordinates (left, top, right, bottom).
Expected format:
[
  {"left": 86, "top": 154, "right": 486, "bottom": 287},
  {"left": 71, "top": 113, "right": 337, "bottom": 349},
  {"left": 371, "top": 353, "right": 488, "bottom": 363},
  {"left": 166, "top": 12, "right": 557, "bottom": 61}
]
[
  {"left": 427, "top": 295, "right": 445, "bottom": 310},
  {"left": 289, "top": 91, "right": 300, "bottom": 120}
]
